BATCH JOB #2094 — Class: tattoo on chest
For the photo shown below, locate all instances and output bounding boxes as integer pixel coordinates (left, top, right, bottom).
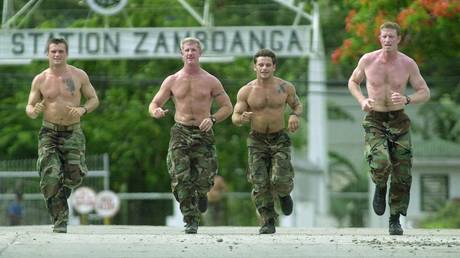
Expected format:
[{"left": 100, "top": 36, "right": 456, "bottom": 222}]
[
  {"left": 63, "top": 78, "right": 76, "bottom": 95},
  {"left": 277, "top": 82, "right": 287, "bottom": 93}
]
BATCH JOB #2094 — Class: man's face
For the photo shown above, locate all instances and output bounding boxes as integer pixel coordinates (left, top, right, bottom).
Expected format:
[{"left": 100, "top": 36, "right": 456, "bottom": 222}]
[
  {"left": 379, "top": 28, "right": 401, "bottom": 52},
  {"left": 47, "top": 43, "right": 68, "bottom": 65},
  {"left": 254, "top": 56, "right": 276, "bottom": 79},
  {"left": 181, "top": 42, "right": 201, "bottom": 65}
]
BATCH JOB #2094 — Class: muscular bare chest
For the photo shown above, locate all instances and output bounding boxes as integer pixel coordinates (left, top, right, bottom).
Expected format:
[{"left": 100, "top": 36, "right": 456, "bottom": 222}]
[
  {"left": 171, "top": 78, "right": 211, "bottom": 102},
  {"left": 247, "top": 84, "right": 287, "bottom": 110},
  {"left": 366, "top": 61, "right": 409, "bottom": 88},
  {"left": 41, "top": 75, "right": 81, "bottom": 100}
]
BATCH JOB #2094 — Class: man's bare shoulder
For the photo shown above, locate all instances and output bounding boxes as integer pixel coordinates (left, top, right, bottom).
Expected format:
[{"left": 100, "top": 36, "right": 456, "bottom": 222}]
[
  {"left": 244, "top": 80, "right": 257, "bottom": 90},
  {"left": 274, "top": 77, "right": 294, "bottom": 87},
  {"left": 200, "top": 69, "right": 222, "bottom": 84},
  {"left": 360, "top": 50, "right": 380, "bottom": 64},
  {"left": 163, "top": 72, "right": 179, "bottom": 84},
  {"left": 32, "top": 70, "right": 48, "bottom": 84},
  {"left": 68, "top": 65, "right": 89, "bottom": 79},
  {"left": 397, "top": 52, "right": 416, "bottom": 65},
  {"left": 237, "top": 81, "right": 255, "bottom": 95},
  {"left": 273, "top": 77, "right": 295, "bottom": 94}
]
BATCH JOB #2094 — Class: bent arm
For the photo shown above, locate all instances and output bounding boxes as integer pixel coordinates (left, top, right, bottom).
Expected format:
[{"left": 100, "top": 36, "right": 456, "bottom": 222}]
[
  {"left": 408, "top": 60, "right": 430, "bottom": 104},
  {"left": 287, "top": 84, "right": 303, "bottom": 116},
  {"left": 149, "top": 77, "right": 172, "bottom": 117},
  {"left": 348, "top": 57, "right": 367, "bottom": 105},
  {"left": 211, "top": 82, "right": 233, "bottom": 123},
  {"left": 231, "top": 87, "right": 249, "bottom": 126},
  {"left": 25, "top": 76, "right": 43, "bottom": 119},
  {"left": 80, "top": 71, "right": 99, "bottom": 114}
]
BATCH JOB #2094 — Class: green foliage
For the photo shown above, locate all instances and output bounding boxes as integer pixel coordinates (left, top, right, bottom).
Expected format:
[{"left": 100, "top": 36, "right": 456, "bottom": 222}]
[{"left": 419, "top": 200, "right": 460, "bottom": 228}]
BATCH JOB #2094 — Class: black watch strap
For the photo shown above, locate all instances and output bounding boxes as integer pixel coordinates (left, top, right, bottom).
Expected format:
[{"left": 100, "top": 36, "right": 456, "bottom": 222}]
[
  {"left": 210, "top": 115, "right": 217, "bottom": 124},
  {"left": 405, "top": 95, "right": 411, "bottom": 105}
]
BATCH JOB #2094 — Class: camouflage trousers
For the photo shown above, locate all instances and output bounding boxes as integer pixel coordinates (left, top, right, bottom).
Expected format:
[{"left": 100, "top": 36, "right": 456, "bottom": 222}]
[
  {"left": 167, "top": 123, "right": 218, "bottom": 223},
  {"left": 37, "top": 121, "right": 88, "bottom": 225},
  {"left": 247, "top": 130, "right": 294, "bottom": 223},
  {"left": 363, "top": 110, "right": 412, "bottom": 216}
]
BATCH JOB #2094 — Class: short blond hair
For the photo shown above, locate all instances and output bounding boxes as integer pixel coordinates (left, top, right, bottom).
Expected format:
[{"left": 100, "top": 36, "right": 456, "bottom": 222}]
[
  {"left": 380, "top": 22, "right": 401, "bottom": 36},
  {"left": 180, "top": 37, "right": 203, "bottom": 51}
]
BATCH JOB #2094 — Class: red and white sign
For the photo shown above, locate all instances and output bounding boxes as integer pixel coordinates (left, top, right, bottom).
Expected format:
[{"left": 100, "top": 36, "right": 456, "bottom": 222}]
[
  {"left": 95, "top": 190, "right": 120, "bottom": 218},
  {"left": 71, "top": 187, "right": 96, "bottom": 214}
]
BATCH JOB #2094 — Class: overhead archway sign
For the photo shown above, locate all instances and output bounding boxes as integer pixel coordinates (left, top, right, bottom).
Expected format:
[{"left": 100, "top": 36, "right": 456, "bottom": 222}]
[{"left": 0, "top": 26, "right": 313, "bottom": 60}]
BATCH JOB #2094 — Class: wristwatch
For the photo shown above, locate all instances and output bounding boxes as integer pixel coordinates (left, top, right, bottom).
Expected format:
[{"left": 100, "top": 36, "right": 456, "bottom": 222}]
[
  {"left": 210, "top": 115, "right": 217, "bottom": 124},
  {"left": 405, "top": 95, "right": 411, "bottom": 105}
]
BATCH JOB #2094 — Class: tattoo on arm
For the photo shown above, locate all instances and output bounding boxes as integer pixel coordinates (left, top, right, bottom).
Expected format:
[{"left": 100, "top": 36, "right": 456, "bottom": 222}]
[
  {"left": 63, "top": 78, "right": 76, "bottom": 95},
  {"left": 277, "top": 82, "right": 287, "bottom": 94},
  {"left": 293, "top": 95, "right": 300, "bottom": 105}
]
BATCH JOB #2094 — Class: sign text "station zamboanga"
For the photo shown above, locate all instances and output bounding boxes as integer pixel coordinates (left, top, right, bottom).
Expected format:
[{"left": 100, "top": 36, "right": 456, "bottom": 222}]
[{"left": 0, "top": 26, "right": 312, "bottom": 60}]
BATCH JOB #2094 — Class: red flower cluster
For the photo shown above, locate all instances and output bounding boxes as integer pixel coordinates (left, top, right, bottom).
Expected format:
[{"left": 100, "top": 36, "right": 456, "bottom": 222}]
[
  {"left": 420, "top": 0, "right": 460, "bottom": 18},
  {"left": 345, "top": 10, "right": 357, "bottom": 32},
  {"left": 331, "top": 48, "right": 342, "bottom": 64},
  {"left": 397, "top": 7, "right": 417, "bottom": 28},
  {"left": 331, "top": 39, "right": 353, "bottom": 64}
]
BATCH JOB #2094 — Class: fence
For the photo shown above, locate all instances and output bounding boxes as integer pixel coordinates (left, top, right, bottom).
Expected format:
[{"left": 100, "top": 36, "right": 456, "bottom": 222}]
[
  {"left": 0, "top": 154, "right": 257, "bottom": 226},
  {"left": 0, "top": 154, "right": 109, "bottom": 226}
]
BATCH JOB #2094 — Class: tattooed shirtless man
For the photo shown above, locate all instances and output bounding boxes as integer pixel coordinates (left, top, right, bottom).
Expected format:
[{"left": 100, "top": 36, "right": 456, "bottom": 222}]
[
  {"left": 232, "top": 49, "right": 303, "bottom": 234},
  {"left": 26, "top": 38, "right": 99, "bottom": 233}
]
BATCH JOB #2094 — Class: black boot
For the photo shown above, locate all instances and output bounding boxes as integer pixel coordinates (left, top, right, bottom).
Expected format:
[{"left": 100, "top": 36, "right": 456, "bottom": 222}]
[
  {"left": 372, "top": 185, "right": 387, "bottom": 216},
  {"left": 53, "top": 221, "right": 67, "bottom": 233},
  {"left": 259, "top": 218, "right": 276, "bottom": 234},
  {"left": 198, "top": 195, "right": 208, "bottom": 213},
  {"left": 185, "top": 220, "right": 199, "bottom": 234},
  {"left": 279, "top": 195, "right": 293, "bottom": 215},
  {"left": 389, "top": 214, "right": 403, "bottom": 235}
]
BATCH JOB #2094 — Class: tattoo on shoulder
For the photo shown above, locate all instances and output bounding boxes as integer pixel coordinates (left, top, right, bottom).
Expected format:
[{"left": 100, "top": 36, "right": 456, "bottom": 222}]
[
  {"left": 277, "top": 82, "right": 287, "bottom": 94},
  {"left": 63, "top": 78, "right": 76, "bottom": 95}
]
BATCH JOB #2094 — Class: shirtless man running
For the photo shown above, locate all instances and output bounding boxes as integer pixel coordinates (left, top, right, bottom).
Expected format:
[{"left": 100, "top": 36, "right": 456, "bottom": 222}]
[
  {"left": 26, "top": 38, "right": 99, "bottom": 233},
  {"left": 149, "top": 37, "right": 232, "bottom": 234},
  {"left": 232, "top": 48, "right": 303, "bottom": 234},
  {"left": 348, "top": 22, "right": 430, "bottom": 235}
]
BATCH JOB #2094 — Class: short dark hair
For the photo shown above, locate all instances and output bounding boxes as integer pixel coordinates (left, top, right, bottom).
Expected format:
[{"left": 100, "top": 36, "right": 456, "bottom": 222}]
[
  {"left": 46, "top": 38, "right": 69, "bottom": 53},
  {"left": 253, "top": 48, "right": 277, "bottom": 65},
  {"left": 380, "top": 22, "right": 401, "bottom": 36}
]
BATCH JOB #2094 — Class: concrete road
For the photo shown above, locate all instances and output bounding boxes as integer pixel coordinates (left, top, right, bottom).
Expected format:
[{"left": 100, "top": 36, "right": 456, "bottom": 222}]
[{"left": 1, "top": 226, "right": 459, "bottom": 258}]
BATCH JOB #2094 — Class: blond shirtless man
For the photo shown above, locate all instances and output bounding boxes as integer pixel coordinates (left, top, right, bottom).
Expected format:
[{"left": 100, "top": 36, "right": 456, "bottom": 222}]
[
  {"left": 149, "top": 37, "right": 232, "bottom": 234},
  {"left": 348, "top": 22, "right": 430, "bottom": 235},
  {"left": 26, "top": 38, "right": 99, "bottom": 233},
  {"left": 232, "top": 49, "right": 303, "bottom": 234}
]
